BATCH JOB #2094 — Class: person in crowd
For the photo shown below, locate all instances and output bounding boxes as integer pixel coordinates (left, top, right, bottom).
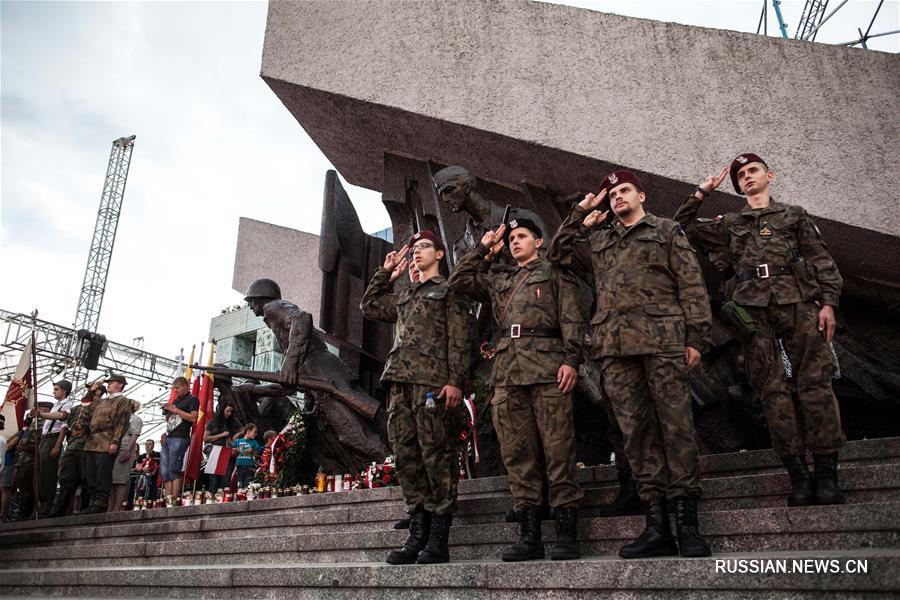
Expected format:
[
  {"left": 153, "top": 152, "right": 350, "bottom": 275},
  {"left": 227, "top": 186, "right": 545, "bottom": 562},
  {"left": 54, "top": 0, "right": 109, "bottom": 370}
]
[
  {"left": 233, "top": 423, "right": 261, "bottom": 489},
  {"left": 549, "top": 170, "right": 713, "bottom": 558},
  {"left": 450, "top": 219, "right": 585, "bottom": 562},
  {"left": 204, "top": 402, "right": 243, "bottom": 493},
  {"left": 36, "top": 380, "right": 73, "bottom": 517},
  {"left": 82, "top": 374, "right": 132, "bottom": 514},
  {"left": 674, "top": 154, "right": 846, "bottom": 506},
  {"left": 1, "top": 431, "right": 18, "bottom": 521},
  {"left": 8, "top": 415, "right": 41, "bottom": 521},
  {"left": 161, "top": 376, "right": 199, "bottom": 499},
  {"left": 109, "top": 400, "right": 143, "bottom": 512},
  {"left": 361, "top": 230, "right": 472, "bottom": 565},
  {"left": 48, "top": 380, "right": 100, "bottom": 517},
  {"left": 132, "top": 439, "right": 160, "bottom": 502}
]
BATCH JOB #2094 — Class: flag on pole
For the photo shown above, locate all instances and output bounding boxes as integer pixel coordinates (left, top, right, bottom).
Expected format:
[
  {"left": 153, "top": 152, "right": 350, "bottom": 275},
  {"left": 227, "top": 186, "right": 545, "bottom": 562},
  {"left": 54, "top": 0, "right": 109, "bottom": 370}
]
[
  {"left": 169, "top": 344, "right": 196, "bottom": 405},
  {"left": 184, "top": 342, "right": 215, "bottom": 483},
  {"left": 204, "top": 445, "right": 230, "bottom": 476},
  {"left": 1, "top": 336, "right": 34, "bottom": 442}
]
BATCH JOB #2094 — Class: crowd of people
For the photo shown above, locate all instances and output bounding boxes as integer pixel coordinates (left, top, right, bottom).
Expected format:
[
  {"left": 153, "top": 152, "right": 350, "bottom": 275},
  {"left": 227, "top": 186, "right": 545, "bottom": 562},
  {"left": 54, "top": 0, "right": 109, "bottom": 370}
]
[
  {"left": 0, "top": 374, "right": 278, "bottom": 521},
  {"left": 356, "top": 153, "right": 845, "bottom": 565}
]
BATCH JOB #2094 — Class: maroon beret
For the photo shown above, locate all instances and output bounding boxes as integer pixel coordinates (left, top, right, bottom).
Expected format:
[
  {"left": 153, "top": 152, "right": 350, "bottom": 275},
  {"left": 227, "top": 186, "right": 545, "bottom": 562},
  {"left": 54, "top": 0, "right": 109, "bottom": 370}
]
[
  {"left": 730, "top": 153, "right": 768, "bottom": 194},
  {"left": 408, "top": 230, "right": 445, "bottom": 253},
  {"left": 601, "top": 170, "right": 643, "bottom": 194}
]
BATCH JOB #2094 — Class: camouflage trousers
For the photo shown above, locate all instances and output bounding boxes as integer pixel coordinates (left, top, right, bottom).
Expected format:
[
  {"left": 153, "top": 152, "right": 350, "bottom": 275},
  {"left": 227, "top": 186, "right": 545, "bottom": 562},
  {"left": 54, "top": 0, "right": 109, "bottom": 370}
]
[
  {"left": 492, "top": 383, "right": 583, "bottom": 510},
  {"left": 601, "top": 354, "right": 702, "bottom": 501},
  {"left": 387, "top": 383, "right": 465, "bottom": 516},
  {"left": 743, "top": 301, "right": 845, "bottom": 457}
]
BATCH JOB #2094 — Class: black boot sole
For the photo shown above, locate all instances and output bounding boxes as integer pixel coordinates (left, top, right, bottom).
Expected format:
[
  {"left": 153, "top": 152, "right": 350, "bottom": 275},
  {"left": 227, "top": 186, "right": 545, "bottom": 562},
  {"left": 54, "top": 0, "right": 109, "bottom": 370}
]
[
  {"left": 501, "top": 547, "right": 545, "bottom": 562},
  {"left": 385, "top": 552, "right": 419, "bottom": 565},
  {"left": 619, "top": 543, "right": 678, "bottom": 559},
  {"left": 549, "top": 546, "right": 581, "bottom": 560}
]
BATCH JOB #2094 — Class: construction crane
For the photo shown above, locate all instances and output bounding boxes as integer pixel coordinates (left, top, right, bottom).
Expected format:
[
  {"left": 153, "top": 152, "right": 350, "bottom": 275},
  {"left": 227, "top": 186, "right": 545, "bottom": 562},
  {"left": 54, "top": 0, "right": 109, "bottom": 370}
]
[
  {"left": 757, "top": 0, "right": 896, "bottom": 48},
  {"left": 69, "top": 135, "right": 136, "bottom": 387}
]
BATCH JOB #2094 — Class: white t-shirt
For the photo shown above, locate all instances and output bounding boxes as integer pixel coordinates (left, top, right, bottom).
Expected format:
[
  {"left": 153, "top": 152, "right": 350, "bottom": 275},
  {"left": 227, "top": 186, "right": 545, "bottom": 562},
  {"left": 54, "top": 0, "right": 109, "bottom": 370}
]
[{"left": 42, "top": 397, "right": 74, "bottom": 435}]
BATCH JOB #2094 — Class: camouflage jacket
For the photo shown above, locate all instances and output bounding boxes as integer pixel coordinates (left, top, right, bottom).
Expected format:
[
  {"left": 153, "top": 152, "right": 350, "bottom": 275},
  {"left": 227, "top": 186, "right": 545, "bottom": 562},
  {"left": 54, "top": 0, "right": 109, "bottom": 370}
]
[
  {"left": 448, "top": 246, "right": 585, "bottom": 386},
  {"left": 673, "top": 196, "right": 842, "bottom": 307},
  {"left": 64, "top": 402, "right": 93, "bottom": 452},
  {"left": 84, "top": 393, "right": 132, "bottom": 453},
  {"left": 13, "top": 426, "right": 40, "bottom": 468},
  {"left": 549, "top": 206, "right": 712, "bottom": 358},
  {"left": 360, "top": 268, "right": 473, "bottom": 389}
]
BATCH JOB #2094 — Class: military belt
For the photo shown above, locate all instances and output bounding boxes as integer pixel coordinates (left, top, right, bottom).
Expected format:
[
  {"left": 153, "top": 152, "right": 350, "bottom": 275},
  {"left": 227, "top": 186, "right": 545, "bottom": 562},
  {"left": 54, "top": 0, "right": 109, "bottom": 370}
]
[
  {"left": 737, "top": 264, "right": 792, "bottom": 282},
  {"left": 500, "top": 325, "right": 561, "bottom": 339}
]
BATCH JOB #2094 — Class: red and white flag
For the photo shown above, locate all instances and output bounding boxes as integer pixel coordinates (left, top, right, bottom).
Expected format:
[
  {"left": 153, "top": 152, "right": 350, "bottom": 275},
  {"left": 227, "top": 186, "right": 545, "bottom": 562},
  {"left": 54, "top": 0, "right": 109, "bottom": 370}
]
[
  {"left": 1, "top": 337, "right": 34, "bottom": 443},
  {"left": 204, "top": 445, "right": 230, "bottom": 476}
]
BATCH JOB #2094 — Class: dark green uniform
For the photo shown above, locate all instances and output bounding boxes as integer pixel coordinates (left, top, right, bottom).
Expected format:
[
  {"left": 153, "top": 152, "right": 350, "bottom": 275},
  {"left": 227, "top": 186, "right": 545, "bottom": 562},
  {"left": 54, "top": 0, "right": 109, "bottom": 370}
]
[
  {"left": 12, "top": 425, "right": 41, "bottom": 517},
  {"left": 673, "top": 196, "right": 845, "bottom": 457},
  {"left": 360, "top": 267, "right": 472, "bottom": 516},
  {"left": 449, "top": 245, "right": 585, "bottom": 511},
  {"left": 550, "top": 207, "right": 712, "bottom": 501}
]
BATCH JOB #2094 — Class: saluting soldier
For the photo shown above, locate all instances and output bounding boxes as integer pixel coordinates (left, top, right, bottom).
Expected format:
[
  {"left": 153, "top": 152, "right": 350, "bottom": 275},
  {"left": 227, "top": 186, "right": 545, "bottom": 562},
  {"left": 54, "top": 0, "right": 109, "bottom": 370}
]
[
  {"left": 549, "top": 170, "right": 713, "bottom": 559},
  {"left": 674, "top": 153, "right": 845, "bottom": 507},
  {"left": 449, "top": 218, "right": 585, "bottom": 562},
  {"left": 82, "top": 374, "right": 132, "bottom": 514},
  {"left": 360, "top": 230, "right": 472, "bottom": 565},
  {"left": 48, "top": 381, "right": 99, "bottom": 517}
]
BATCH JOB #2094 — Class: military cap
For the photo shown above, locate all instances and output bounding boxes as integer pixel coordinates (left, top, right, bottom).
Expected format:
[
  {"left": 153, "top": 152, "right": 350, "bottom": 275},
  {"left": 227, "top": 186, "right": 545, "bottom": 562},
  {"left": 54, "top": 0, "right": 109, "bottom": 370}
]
[
  {"left": 432, "top": 165, "right": 473, "bottom": 192},
  {"left": 504, "top": 218, "right": 543, "bottom": 243},
  {"left": 601, "top": 170, "right": 643, "bottom": 194},
  {"left": 104, "top": 373, "right": 128, "bottom": 386},
  {"left": 408, "top": 230, "right": 445, "bottom": 253},
  {"left": 53, "top": 380, "right": 73, "bottom": 395},
  {"left": 730, "top": 153, "right": 768, "bottom": 194}
]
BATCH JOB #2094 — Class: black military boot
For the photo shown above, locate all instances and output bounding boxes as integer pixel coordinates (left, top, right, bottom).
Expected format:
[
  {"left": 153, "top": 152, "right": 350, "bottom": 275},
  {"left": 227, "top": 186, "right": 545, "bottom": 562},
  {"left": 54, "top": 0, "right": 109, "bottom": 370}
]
[
  {"left": 813, "top": 453, "right": 845, "bottom": 505},
  {"left": 48, "top": 490, "right": 73, "bottom": 518},
  {"left": 386, "top": 510, "right": 431, "bottom": 565},
  {"left": 393, "top": 517, "right": 411, "bottom": 530},
  {"left": 782, "top": 455, "right": 814, "bottom": 506},
  {"left": 8, "top": 498, "right": 35, "bottom": 522},
  {"left": 549, "top": 507, "right": 580, "bottom": 560},
  {"left": 673, "top": 496, "right": 711, "bottom": 557},
  {"left": 37, "top": 501, "right": 52, "bottom": 519},
  {"left": 502, "top": 507, "right": 544, "bottom": 562},
  {"left": 597, "top": 468, "right": 643, "bottom": 517},
  {"left": 417, "top": 514, "right": 453, "bottom": 564},
  {"left": 504, "top": 507, "right": 518, "bottom": 523},
  {"left": 79, "top": 499, "right": 107, "bottom": 515},
  {"left": 618, "top": 497, "right": 678, "bottom": 559}
]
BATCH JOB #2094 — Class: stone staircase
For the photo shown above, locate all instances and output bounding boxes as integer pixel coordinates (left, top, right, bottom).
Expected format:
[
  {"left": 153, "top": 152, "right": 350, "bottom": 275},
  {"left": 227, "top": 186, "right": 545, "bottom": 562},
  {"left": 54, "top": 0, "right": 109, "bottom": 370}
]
[{"left": 1, "top": 437, "right": 898, "bottom": 598}]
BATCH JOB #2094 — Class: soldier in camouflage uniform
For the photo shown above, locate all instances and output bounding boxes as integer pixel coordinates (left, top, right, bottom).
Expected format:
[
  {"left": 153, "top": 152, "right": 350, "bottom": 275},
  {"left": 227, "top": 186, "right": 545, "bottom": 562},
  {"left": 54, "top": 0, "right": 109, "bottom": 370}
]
[
  {"left": 48, "top": 382, "right": 98, "bottom": 517},
  {"left": 360, "top": 230, "right": 472, "bottom": 565},
  {"left": 450, "top": 218, "right": 586, "bottom": 562},
  {"left": 549, "top": 170, "right": 713, "bottom": 558},
  {"left": 9, "top": 417, "right": 41, "bottom": 521},
  {"left": 675, "top": 153, "right": 845, "bottom": 507},
  {"left": 82, "top": 374, "right": 132, "bottom": 514}
]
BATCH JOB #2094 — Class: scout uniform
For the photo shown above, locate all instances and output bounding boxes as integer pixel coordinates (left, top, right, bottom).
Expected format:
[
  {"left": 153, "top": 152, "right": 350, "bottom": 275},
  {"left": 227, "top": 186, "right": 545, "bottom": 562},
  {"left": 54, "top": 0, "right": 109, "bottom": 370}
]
[
  {"left": 360, "top": 230, "right": 472, "bottom": 565},
  {"left": 82, "top": 375, "right": 132, "bottom": 513},
  {"left": 673, "top": 153, "right": 845, "bottom": 506},
  {"left": 9, "top": 422, "right": 41, "bottom": 521},
  {"left": 49, "top": 397, "right": 94, "bottom": 517},
  {"left": 449, "top": 219, "right": 585, "bottom": 561},
  {"left": 549, "top": 170, "right": 713, "bottom": 558}
]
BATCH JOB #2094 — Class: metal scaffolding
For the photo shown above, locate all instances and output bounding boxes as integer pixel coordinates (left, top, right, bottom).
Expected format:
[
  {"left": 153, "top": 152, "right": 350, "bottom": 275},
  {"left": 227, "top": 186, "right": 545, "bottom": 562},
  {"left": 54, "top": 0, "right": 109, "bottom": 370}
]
[
  {"left": 71, "top": 135, "right": 136, "bottom": 387},
  {"left": 757, "top": 0, "right": 896, "bottom": 48}
]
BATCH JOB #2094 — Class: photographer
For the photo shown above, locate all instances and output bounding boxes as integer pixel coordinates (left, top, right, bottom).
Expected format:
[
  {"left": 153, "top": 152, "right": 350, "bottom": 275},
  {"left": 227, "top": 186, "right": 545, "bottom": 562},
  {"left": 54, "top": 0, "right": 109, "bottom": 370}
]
[{"left": 161, "top": 377, "right": 199, "bottom": 499}]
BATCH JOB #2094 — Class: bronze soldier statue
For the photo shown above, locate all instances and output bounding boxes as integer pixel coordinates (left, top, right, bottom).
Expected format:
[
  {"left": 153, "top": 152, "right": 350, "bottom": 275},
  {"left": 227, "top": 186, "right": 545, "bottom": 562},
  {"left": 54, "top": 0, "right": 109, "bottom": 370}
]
[
  {"left": 361, "top": 230, "right": 472, "bottom": 565},
  {"left": 450, "top": 218, "right": 585, "bottom": 562},
  {"left": 433, "top": 165, "right": 547, "bottom": 265},
  {"left": 244, "top": 278, "right": 387, "bottom": 473},
  {"left": 550, "top": 170, "right": 714, "bottom": 559},
  {"left": 674, "top": 153, "right": 846, "bottom": 507}
]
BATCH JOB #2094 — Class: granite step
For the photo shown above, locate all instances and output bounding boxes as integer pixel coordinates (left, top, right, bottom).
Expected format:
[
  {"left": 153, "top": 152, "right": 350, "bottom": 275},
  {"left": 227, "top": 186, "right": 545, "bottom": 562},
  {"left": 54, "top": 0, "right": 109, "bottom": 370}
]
[
  {"left": 1, "top": 462, "right": 896, "bottom": 551},
  {"left": 1, "top": 548, "right": 896, "bottom": 599},
  {"left": 3, "top": 501, "right": 896, "bottom": 569}
]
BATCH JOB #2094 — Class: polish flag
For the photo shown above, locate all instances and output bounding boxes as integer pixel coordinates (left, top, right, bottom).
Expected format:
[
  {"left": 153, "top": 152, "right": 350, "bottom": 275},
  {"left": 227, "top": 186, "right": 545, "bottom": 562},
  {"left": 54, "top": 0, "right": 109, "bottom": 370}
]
[{"left": 204, "top": 445, "right": 230, "bottom": 476}]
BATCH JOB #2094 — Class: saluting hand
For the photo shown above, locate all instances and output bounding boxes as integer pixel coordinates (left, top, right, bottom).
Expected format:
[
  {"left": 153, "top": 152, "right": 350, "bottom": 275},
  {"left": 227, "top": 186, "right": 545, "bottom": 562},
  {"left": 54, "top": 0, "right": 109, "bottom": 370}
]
[
  {"left": 578, "top": 188, "right": 608, "bottom": 211},
  {"left": 438, "top": 385, "right": 462, "bottom": 410},
  {"left": 383, "top": 245, "right": 410, "bottom": 273},
  {"left": 697, "top": 166, "right": 729, "bottom": 197},
  {"left": 389, "top": 256, "right": 409, "bottom": 283},
  {"left": 480, "top": 224, "right": 506, "bottom": 259},
  {"left": 557, "top": 364, "right": 578, "bottom": 394},
  {"left": 583, "top": 210, "right": 609, "bottom": 229}
]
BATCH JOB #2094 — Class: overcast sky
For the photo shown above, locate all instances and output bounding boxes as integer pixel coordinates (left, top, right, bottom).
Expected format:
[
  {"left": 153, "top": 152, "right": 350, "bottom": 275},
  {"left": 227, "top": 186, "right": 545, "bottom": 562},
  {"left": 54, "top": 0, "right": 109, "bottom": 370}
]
[{"left": 2, "top": 1, "right": 896, "bottom": 399}]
